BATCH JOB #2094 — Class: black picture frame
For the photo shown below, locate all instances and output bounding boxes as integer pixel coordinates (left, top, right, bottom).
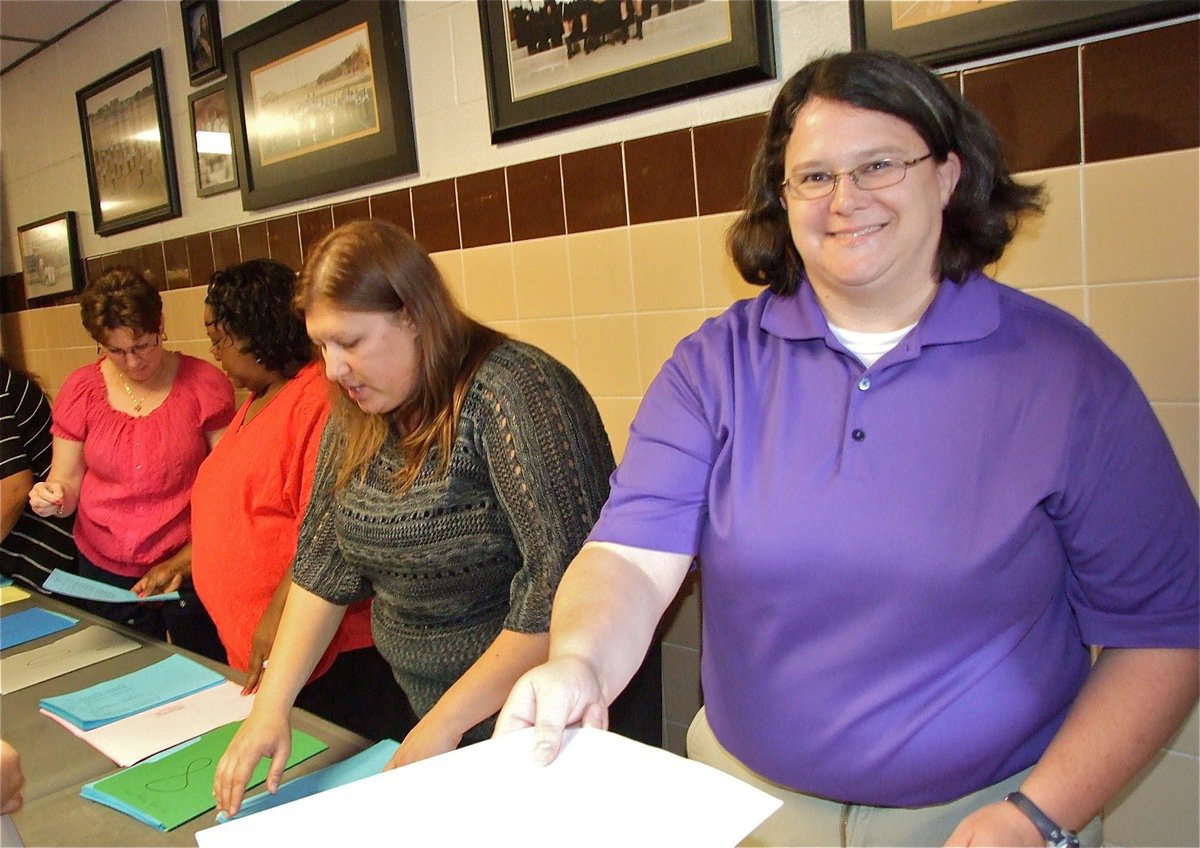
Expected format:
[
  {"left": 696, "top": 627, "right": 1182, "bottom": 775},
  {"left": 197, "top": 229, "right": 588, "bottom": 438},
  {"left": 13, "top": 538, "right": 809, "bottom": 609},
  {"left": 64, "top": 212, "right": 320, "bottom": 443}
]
[
  {"left": 478, "top": 0, "right": 776, "bottom": 143},
  {"left": 181, "top": 0, "right": 224, "bottom": 86},
  {"left": 76, "top": 49, "right": 182, "bottom": 237},
  {"left": 17, "top": 212, "right": 84, "bottom": 307},
  {"left": 223, "top": 0, "right": 418, "bottom": 211},
  {"left": 849, "top": 0, "right": 1198, "bottom": 67},
  {"left": 188, "top": 81, "right": 239, "bottom": 197}
]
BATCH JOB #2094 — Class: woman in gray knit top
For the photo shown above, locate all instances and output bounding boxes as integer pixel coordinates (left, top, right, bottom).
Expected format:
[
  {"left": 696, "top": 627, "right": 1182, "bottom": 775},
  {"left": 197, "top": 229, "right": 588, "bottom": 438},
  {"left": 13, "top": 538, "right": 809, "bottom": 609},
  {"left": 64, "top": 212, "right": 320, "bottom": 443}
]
[{"left": 214, "top": 220, "right": 616, "bottom": 816}]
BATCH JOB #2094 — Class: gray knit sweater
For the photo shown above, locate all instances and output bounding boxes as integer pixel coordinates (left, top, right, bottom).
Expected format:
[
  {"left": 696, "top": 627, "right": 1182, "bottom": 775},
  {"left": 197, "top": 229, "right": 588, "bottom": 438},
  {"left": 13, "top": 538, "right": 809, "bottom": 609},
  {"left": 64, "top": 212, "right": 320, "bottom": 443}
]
[{"left": 292, "top": 340, "right": 614, "bottom": 740}]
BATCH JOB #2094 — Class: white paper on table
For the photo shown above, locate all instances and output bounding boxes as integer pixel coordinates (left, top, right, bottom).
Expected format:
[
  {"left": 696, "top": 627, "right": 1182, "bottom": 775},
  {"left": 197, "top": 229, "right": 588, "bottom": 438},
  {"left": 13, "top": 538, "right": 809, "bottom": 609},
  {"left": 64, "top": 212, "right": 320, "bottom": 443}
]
[
  {"left": 196, "top": 727, "right": 782, "bottom": 848},
  {"left": 41, "top": 680, "right": 255, "bottom": 766},
  {"left": 0, "top": 625, "right": 140, "bottom": 694}
]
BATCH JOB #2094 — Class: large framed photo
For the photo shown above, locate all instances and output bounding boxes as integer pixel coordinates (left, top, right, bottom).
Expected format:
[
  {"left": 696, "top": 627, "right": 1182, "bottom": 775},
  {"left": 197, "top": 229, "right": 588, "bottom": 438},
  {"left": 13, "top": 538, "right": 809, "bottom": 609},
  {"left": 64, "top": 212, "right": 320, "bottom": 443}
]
[
  {"left": 181, "top": 0, "right": 224, "bottom": 86},
  {"left": 849, "top": 0, "right": 1197, "bottom": 67},
  {"left": 223, "top": 0, "right": 418, "bottom": 211},
  {"left": 478, "top": 0, "right": 775, "bottom": 143},
  {"left": 76, "top": 49, "right": 182, "bottom": 237},
  {"left": 17, "top": 212, "right": 83, "bottom": 307},
  {"left": 188, "top": 82, "right": 238, "bottom": 197}
]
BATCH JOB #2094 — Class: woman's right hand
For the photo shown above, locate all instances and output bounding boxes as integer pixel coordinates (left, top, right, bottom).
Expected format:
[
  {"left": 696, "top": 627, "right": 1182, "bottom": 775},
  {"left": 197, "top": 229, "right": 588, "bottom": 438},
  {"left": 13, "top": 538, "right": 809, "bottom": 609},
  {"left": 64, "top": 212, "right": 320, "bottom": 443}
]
[
  {"left": 212, "top": 708, "right": 292, "bottom": 819},
  {"left": 28, "top": 481, "right": 66, "bottom": 517},
  {"left": 493, "top": 654, "right": 610, "bottom": 766}
]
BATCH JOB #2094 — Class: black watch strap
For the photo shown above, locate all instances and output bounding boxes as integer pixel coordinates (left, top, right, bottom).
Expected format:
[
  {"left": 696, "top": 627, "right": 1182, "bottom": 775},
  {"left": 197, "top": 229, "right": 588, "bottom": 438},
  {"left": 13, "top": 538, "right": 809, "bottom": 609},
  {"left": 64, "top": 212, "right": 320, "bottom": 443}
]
[{"left": 1004, "top": 791, "right": 1080, "bottom": 848}]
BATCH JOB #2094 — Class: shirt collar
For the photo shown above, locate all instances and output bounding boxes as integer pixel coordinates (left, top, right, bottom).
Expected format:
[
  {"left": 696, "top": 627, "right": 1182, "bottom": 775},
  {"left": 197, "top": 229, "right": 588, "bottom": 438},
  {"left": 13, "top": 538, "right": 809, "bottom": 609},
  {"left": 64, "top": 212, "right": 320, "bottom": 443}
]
[{"left": 759, "top": 270, "right": 1000, "bottom": 348}]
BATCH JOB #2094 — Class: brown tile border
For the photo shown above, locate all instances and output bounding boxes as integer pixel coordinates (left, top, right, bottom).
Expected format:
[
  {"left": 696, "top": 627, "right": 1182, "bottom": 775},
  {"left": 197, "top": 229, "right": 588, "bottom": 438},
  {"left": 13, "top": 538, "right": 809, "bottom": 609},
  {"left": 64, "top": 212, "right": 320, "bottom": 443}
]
[
  {"left": 562, "top": 143, "right": 626, "bottom": 233},
  {"left": 694, "top": 114, "right": 765, "bottom": 216},
  {"left": 626, "top": 129, "right": 697, "bottom": 226},
  {"left": 457, "top": 168, "right": 510, "bottom": 249},
  {"left": 411, "top": 179, "right": 461, "bottom": 253},
  {"left": 507, "top": 156, "right": 566, "bottom": 241}
]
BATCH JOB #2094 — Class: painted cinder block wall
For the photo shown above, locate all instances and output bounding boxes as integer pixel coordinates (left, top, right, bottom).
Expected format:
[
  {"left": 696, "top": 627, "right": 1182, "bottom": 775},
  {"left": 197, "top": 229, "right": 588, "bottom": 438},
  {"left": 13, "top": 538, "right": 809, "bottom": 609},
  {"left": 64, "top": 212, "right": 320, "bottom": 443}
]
[{"left": 1, "top": 4, "right": 1196, "bottom": 844}]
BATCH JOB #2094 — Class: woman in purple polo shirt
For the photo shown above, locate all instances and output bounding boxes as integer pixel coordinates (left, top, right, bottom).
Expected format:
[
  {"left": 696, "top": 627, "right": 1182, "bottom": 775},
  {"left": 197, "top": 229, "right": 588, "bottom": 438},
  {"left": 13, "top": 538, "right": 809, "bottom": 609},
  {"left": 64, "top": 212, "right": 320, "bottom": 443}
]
[{"left": 497, "top": 50, "right": 1199, "bottom": 847}]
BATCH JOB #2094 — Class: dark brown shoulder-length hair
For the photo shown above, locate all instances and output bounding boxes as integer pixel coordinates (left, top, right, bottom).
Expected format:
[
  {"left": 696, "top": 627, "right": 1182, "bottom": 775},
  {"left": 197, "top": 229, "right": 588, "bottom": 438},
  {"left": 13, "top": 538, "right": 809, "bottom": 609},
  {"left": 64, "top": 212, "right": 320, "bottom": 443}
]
[
  {"left": 729, "top": 49, "right": 1044, "bottom": 296},
  {"left": 297, "top": 220, "right": 504, "bottom": 493},
  {"left": 78, "top": 267, "right": 163, "bottom": 343}
]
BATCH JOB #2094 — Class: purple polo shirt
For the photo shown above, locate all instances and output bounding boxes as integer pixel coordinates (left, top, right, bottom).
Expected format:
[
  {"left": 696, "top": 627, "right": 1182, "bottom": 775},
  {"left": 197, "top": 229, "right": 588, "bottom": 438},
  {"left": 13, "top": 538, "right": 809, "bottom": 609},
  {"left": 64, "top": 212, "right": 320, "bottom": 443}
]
[{"left": 588, "top": 271, "right": 1199, "bottom": 806}]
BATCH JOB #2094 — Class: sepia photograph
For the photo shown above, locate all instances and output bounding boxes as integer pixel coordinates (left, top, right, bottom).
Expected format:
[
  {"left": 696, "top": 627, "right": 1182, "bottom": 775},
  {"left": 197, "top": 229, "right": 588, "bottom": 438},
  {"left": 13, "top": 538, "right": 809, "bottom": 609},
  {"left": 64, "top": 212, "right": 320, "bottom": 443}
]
[
  {"left": 76, "top": 50, "right": 181, "bottom": 236},
  {"left": 181, "top": 0, "right": 224, "bottom": 85}
]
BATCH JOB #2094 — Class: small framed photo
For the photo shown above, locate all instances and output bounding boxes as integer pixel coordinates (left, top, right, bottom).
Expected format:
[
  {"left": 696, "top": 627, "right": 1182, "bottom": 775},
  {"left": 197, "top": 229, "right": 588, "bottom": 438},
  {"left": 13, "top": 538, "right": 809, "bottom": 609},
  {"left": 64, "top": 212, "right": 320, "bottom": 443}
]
[
  {"left": 17, "top": 212, "right": 84, "bottom": 307},
  {"left": 182, "top": 0, "right": 224, "bottom": 86},
  {"left": 76, "top": 49, "right": 181, "bottom": 236},
  {"left": 188, "top": 81, "right": 238, "bottom": 197}
]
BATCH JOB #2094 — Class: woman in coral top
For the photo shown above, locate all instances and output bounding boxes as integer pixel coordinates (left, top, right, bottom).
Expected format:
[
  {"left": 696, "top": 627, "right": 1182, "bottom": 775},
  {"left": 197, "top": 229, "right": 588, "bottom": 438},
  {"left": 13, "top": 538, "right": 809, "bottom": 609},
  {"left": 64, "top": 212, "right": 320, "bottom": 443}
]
[
  {"left": 191, "top": 259, "right": 416, "bottom": 741},
  {"left": 29, "top": 268, "right": 235, "bottom": 657}
]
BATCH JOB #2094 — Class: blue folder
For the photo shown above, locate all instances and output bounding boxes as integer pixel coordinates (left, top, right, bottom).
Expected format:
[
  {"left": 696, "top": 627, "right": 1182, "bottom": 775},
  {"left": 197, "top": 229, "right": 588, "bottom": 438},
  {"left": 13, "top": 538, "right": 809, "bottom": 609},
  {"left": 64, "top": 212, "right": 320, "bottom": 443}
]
[
  {"left": 0, "top": 607, "right": 77, "bottom": 650},
  {"left": 39, "top": 654, "right": 225, "bottom": 730}
]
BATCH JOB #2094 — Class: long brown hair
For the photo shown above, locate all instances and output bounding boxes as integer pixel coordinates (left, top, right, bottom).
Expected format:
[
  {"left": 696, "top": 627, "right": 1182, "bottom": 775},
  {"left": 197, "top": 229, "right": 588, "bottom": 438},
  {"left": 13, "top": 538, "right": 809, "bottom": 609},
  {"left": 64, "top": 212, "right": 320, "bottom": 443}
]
[{"left": 297, "top": 220, "right": 504, "bottom": 492}]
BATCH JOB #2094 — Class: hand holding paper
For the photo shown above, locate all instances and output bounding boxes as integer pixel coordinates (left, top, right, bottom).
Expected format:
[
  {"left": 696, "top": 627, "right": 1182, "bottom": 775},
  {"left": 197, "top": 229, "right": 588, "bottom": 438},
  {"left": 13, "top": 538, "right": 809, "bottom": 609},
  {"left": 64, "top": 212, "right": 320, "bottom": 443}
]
[{"left": 212, "top": 705, "right": 294, "bottom": 817}]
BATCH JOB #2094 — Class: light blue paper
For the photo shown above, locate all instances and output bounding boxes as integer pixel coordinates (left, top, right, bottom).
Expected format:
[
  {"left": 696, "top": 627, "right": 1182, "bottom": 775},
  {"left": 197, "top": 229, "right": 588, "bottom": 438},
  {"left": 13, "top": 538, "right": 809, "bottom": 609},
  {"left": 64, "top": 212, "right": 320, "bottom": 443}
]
[
  {"left": 217, "top": 739, "right": 401, "bottom": 823},
  {"left": 39, "top": 654, "right": 225, "bottom": 730},
  {"left": 43, "top": 568, "right": 181, "bottom": 602},
  {"left": 0, "top": 607, "right": 77, "bottom": 650}
]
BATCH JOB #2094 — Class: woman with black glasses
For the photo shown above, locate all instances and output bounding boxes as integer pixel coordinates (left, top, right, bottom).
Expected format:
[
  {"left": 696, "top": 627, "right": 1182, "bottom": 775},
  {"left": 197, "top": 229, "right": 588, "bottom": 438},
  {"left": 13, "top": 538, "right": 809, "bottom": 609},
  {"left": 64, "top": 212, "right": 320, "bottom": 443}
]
[{"left": 29, "top": 267, "right": 234, "bottom": 656}]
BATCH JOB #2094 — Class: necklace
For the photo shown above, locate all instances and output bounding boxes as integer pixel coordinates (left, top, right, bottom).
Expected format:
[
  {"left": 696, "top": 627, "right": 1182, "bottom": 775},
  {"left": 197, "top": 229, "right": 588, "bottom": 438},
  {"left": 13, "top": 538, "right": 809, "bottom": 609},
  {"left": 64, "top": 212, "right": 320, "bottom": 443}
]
[{"left": 117, "top": 369, "right": 148, "bottom": 413}]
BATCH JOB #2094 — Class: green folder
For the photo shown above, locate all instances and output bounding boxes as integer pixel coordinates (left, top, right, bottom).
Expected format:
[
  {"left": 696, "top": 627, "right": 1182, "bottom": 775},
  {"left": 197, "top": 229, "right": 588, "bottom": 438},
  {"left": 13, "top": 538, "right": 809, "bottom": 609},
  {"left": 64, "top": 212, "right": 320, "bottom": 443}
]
[{"left": 81, "top": 720, "right": 327, "bottom": 831}]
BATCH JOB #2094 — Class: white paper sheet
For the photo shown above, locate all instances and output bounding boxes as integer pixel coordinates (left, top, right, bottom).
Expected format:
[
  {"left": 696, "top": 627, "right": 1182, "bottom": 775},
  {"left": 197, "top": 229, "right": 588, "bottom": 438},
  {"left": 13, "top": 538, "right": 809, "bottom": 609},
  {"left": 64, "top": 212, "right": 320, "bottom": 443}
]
[
  {"left": 0, "top": 625, "right": 140, "bottom": 694},
  {"left": 41, "top": 680, "right": 255, "bottom": 766},
  {"left": 196, "top": 727, "right": 782, "bottom": 848}
]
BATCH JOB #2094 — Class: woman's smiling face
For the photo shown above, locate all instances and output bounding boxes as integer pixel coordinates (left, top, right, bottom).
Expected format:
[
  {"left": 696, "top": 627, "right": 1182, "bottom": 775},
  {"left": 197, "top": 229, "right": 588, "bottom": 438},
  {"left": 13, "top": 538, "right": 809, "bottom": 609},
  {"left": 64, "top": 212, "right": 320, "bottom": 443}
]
[{"left": 782, "top": 97, "right": 960, "bottom": 319}]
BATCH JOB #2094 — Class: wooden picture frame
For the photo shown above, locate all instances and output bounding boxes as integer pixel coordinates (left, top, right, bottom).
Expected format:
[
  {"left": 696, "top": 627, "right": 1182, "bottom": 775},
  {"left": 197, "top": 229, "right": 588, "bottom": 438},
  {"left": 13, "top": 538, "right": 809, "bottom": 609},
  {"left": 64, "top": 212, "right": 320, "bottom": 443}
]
[
  {"left": 17, "top": 212, "right": 83, "bottom": 307},
  {"left": 182, "top": 0, "right": 224, "bottom": 86},
  {"left": 849, "top": 0, "right": 1197, "bottom": 67},
  {"left": 76, "top": 49, "right": 182, "bottom": 237},
  {"left": 223, "top": 0, "right": 418, "bottom": 211},
  {"left": 478, "top": 0, "right": 775, "bottom": 143},
  {"left": 188, "top": 81, "right": 239, "bottom": 197}
]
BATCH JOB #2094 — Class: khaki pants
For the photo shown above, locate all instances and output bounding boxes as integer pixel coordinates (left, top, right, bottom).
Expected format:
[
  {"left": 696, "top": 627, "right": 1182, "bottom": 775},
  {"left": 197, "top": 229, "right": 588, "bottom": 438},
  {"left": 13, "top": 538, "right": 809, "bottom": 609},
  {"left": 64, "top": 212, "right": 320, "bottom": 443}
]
[{"left": 687, "top": 708, "right": 1102, "bottom": 848}]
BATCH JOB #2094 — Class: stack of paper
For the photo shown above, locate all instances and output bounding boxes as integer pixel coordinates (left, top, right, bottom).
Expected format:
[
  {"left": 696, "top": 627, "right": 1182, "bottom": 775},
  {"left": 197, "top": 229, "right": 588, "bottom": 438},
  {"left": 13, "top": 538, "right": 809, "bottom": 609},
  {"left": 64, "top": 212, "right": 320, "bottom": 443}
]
[
  {"left": 40, "top": 654, "right": 224, "bottom": 729},
  {"left": 0, "top": 607, "right": 77, "bottom": 649},
  {"left": 82, "top": 721, "right": 327, "bottom": 831},
  {"left": 1, "top": 626, "right": 140, "bottom": 694}
]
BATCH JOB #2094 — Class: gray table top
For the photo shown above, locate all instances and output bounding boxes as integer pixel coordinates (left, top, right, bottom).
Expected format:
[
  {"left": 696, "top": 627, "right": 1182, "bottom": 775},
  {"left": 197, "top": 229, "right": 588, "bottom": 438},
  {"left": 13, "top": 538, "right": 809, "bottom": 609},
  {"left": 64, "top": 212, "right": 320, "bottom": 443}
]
[{"left": 1, "top": 590, "right": 370, "bottom": 847}]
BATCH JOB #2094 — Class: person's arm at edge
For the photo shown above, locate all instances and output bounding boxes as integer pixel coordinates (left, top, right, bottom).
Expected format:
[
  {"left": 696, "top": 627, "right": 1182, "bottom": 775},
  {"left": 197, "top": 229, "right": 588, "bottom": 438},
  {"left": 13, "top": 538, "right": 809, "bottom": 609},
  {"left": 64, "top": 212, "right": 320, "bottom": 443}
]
[
  {"left": 212, "top": 584, "right": 346, "bottom": 817},
  {"left": 1, "top": 469, "right": 32, "bottom": 541},
  {"left": 946, "top": 646, "right": 1199, "bottom": 846},
  {"left": 495, "top": 541, "right": 692, "bottom": 764},
  {"left": 28, "top": 437, "right": 84, "bottom": 517}
]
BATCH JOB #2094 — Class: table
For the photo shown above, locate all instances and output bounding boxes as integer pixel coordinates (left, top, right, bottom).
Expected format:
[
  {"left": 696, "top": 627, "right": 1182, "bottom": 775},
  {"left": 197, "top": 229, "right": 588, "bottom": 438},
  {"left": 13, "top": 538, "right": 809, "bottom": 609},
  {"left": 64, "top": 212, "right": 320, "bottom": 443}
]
[{"left": 0, "top": 591, "right": 370, "bottom": 846}]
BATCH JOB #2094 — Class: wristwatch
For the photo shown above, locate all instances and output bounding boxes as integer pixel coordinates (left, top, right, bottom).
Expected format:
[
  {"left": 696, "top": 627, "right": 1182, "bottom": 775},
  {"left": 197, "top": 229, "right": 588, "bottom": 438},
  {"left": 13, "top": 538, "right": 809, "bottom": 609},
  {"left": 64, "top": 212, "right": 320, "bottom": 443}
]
[{"left": 1004, "top": 791, "right": 1080, "bottom": 848}]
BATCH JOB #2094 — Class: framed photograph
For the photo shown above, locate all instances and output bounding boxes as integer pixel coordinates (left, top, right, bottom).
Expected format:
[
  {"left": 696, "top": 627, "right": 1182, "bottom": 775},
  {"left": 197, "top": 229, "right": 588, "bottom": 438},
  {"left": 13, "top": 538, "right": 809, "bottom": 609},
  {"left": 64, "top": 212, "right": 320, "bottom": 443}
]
[
  {"left": 223, "top": 0, "right": 418, "bottom": 211},
  {"left": 849, "top": 0, "right": 1197, "bottom": 67},
  {"left": 17, "top": 212, "right": 83, "bottom": 307},
  {"left": 76, "top": 49, "right": 182, "bottom": 237},
  {"left": 478, "top": 0, "right": 775, "bottom": 143},
  {"left": 181, "top": 0, "right": 224, "bottom": 85},
  {"left": 188, "top": 81, "right": 238, "bottom": 197}
]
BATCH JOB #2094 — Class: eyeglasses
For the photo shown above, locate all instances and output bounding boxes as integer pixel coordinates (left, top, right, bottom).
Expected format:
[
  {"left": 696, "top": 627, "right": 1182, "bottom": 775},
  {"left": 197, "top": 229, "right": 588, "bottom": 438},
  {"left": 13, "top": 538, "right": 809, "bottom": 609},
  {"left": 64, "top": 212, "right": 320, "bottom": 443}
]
[
  {"left": 99, "top": 333, "right": 160, "bottom": 360},
  {"left": 204, "top": 321, "right": 234, "bottom": 355},
  {"left": 781, "top": 153, "right": 934, "bottom": 201}
]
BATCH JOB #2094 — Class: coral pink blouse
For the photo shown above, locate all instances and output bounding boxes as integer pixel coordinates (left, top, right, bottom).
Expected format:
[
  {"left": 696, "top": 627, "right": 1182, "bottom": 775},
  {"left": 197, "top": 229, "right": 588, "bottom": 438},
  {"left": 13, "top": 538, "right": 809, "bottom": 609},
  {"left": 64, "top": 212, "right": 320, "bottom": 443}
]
[{"left": 52, "top": 355, "right": 235, "bottom": 577}]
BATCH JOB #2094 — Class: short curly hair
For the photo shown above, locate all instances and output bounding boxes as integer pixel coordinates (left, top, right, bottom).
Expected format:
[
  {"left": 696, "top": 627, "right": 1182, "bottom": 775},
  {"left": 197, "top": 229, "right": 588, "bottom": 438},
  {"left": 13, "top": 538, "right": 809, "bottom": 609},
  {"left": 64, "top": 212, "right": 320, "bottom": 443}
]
[
  {"left": 79, "top": 268, "right": 163, "bottom": 343},
  {"left": 729, "top": 50, "right": 1044, "bottom": 295},
  {"left": 205, "top": 259, "right": 312, "bottom": 374}
]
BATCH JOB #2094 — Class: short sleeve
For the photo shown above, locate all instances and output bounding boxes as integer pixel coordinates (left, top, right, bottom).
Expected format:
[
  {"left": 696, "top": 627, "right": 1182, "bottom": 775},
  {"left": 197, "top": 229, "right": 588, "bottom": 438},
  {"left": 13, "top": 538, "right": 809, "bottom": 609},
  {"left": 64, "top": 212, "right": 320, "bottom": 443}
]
[
  {"left": 50, "top": 365, "right": 97, "bottom": 443},
  {"left": 474, "top": 345, "right": 614, "bottom": 633},
  {"left": 291, "top": 421, "right": 372, "bottom": 605},
  {"left": 587, "top": 332, "right": 723, "bottom": 556},
  {"left": 187, "top": 359, "right": 236, "bottom": 432},
  {"left": 1051, "top": 372, "right": 1199, "bottom": 648}
]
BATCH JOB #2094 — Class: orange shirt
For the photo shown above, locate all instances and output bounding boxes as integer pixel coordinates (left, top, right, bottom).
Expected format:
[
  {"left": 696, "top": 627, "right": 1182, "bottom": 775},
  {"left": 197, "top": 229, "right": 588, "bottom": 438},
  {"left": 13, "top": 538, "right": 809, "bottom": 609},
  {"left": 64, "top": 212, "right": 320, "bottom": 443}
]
[{"left": 191, "top": 363, "right": 371, "bottom": 678}]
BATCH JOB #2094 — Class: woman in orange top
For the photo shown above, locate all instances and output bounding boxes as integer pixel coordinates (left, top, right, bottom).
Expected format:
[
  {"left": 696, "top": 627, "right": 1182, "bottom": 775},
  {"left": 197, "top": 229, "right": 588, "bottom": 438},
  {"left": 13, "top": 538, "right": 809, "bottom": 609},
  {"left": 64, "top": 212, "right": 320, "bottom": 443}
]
[{"left": 191, "top": 259, "right": 415, "bottom": 740}]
